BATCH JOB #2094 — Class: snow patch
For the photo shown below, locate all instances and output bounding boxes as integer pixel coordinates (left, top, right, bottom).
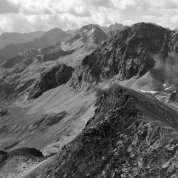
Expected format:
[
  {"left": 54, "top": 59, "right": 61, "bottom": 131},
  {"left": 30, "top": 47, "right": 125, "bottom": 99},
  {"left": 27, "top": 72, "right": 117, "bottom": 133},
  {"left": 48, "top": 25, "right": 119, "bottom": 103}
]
[{"left": 140, "top": 90, "right": 159, "bottom": 94}]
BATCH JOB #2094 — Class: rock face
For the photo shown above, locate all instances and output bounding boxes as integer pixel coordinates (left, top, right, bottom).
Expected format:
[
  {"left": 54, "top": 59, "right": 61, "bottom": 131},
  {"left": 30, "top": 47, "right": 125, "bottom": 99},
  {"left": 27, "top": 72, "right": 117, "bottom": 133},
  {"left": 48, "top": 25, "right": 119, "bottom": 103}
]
[
  {"left": 0, "top": 28, "right": 69, "bottom": 64},
  {"left": 29, "top": 64, "right": 74, "bottom": 99},
  {"left": 71, "top": 23, "right": 177, "bottom": 90},
  {"left": 39, "top": 85, "right": 178, "bottom": 178}
]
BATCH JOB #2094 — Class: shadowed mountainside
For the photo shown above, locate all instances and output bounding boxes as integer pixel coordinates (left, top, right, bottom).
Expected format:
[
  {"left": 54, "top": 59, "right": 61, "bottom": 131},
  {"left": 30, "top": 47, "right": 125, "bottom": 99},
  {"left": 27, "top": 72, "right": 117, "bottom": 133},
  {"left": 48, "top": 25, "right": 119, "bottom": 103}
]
[{"left": 29, "top": 63, "right": 74, "bottom": 99}]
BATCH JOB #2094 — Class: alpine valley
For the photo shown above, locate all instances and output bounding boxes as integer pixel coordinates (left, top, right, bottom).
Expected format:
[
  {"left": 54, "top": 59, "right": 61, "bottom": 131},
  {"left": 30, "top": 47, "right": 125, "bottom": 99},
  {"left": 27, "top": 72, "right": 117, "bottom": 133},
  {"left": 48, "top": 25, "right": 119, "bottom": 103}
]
[{"left": 1, "top": 22, "right": 178, "bottom": 178}]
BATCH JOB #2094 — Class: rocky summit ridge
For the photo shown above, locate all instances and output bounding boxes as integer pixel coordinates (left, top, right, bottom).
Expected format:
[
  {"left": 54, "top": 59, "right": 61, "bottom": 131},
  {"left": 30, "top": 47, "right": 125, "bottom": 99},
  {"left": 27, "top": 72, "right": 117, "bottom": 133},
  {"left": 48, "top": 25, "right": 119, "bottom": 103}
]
[{"left": 27, "top": 85, "right": 178, "bottom": 178}]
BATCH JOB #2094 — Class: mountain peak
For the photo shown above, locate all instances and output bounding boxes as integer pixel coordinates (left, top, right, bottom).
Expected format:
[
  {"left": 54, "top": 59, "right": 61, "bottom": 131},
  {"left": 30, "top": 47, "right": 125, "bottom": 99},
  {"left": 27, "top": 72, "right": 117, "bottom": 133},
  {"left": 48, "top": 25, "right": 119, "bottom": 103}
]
[
  {"left": 78, "top": 24, "right": 105, "bottom": 36},
  {"left": 130, "top": 22, "right": 169, "bottom": 33}
]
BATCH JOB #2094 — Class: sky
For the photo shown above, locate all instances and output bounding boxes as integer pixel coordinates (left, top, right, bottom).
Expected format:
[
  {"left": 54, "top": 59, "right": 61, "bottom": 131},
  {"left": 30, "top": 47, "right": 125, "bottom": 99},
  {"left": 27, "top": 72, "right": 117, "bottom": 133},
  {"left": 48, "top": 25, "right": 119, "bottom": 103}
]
[{"left": 0, "top": 0, "right": 178, "bottom": 34}]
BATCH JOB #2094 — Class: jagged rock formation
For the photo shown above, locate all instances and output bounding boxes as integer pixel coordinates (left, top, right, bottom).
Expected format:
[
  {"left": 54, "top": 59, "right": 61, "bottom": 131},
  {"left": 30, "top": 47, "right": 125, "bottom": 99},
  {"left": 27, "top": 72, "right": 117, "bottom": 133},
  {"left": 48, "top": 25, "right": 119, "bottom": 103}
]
[
  {"left": 0, "top": 28, "right": 69, "bottom": 64},
  {"left": 35, "top": 85, "right": 178, "bottom": 178},
  {"left": 29, "top": 64, "right": 74, "bottom": 99},
  {"left": 70, "top": 23, "right": 178, "bottom": 90},
  {"left": 0, "top": 31, "right": 45, "bottom": 50}
]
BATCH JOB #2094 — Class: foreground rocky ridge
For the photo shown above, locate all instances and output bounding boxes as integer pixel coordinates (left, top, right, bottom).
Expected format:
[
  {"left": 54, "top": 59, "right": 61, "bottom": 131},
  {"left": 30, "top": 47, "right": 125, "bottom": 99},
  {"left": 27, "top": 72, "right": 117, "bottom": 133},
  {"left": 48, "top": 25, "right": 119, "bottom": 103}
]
[
  {"left": 33, "top": 85, "right": 178, "bottom": 178},
  {"left": 0, "top": 148, "right": 44, "bottom": 178}
]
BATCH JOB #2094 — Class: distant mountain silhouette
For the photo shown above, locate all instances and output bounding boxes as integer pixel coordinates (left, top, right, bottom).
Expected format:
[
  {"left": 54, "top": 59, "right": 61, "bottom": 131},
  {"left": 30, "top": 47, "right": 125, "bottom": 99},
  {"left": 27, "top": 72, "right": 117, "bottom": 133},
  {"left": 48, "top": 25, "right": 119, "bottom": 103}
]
[
  {"left": 98, "top": 23, "right": 128, "bottom": 33},
  {"left": 0, "top": 28, "right": 69, "bottom": 64},
  {"left": 0, "top": 31, "right": 45, "bottom": 50}
]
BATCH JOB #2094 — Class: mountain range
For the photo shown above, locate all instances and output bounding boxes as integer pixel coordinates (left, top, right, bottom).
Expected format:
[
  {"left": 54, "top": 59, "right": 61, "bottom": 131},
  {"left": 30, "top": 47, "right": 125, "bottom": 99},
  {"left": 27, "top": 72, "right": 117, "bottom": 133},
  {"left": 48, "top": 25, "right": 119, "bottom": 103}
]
[
  {"left": 0, "top": 23, "right": 127, "bottom": 65},
  {"left": 0, "top": 28, "right": 69, "bottom": 65},
  {"left": 0, "top": 31, "right": 45, "bottom": 50},
  {"left": 1, "top": 22, "right": 178, "bottom": 178}
]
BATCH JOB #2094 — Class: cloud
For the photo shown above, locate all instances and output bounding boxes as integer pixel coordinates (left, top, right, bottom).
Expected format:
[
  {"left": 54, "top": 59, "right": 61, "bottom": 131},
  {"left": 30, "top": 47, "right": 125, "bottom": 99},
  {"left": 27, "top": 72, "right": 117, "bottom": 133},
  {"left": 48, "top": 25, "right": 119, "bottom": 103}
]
[
  {"left": 144, "top": 0, "right": 178, "bottom": 9},
  {"left": 83, "top": 0, "right": 111, "bottom": 7},
  {"left": 123, "top": 19, "right": 134, "bottom": 25},
  {"left": 68, "top": 7, "right": 90, "bottom": 17},
  {"left": 143, "top": 14, "right": 178, "bottom": 29},
  {"left": 0, "top": 0, "right": 135, "bottom": 34},
  {"left": 110, "top": 0, "right": 136, "bottom": 10},
  {"left": 0, "top": 0, "right": 19, "bottom": 14},
  {"left": 1, "top": 0, "right": 178, "bottom": 34}
]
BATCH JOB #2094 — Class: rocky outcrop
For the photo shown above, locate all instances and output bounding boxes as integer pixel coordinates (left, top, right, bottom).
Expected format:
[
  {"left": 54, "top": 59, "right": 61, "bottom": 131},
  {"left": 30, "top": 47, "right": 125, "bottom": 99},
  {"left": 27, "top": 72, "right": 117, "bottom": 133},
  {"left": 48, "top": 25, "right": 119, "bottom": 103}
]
[
  {"left": 37, "top": 85, "right": 178, "bottom": 178},
  {"left": 0, "top": 148, "right": 44, "bottom": 177},
  {"left": 71, "top": 23, "right": 174, "bottom": 90},
  {"left": 29, "top": 64, "right": 74, "bottom": 99}
]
